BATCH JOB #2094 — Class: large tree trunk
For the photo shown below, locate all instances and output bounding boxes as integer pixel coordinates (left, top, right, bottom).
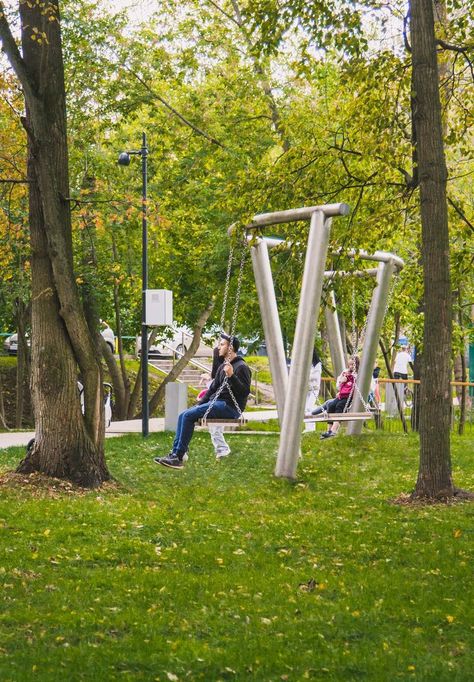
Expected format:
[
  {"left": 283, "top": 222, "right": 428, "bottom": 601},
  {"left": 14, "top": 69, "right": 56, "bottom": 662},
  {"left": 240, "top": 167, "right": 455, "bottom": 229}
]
[
  {"left": 409, "top": 0, "right": 454, "bottom": 498},
  {"left": 0, "top": 2, "right": 109, "bottom": 486}
]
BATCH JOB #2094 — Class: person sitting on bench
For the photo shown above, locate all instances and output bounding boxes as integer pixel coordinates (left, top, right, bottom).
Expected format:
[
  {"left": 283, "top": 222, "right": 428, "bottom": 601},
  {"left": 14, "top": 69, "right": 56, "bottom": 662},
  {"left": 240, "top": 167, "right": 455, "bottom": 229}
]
[
  {"left": 314, "top": 356, "right": 359, "bottom": 440},
  {"left": 154, "top": 333, "right": 251, "bottom": 469}
]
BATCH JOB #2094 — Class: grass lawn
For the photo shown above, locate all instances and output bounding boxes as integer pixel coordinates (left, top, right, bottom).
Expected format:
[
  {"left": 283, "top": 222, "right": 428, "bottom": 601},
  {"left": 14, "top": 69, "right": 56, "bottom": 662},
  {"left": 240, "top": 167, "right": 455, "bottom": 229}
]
[{"left": 0, "top": 431, "right": 473, "bottom": 681}]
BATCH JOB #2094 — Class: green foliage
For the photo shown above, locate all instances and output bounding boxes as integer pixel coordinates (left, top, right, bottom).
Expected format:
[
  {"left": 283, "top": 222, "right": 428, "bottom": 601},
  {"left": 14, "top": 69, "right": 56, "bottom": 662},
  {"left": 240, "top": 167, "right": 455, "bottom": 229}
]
[
  {"left": 2, "top": 0, "right": 472, "bottom": 356},
  {"left": 0, "top": 431, "right": 473, "bottom": 679}
]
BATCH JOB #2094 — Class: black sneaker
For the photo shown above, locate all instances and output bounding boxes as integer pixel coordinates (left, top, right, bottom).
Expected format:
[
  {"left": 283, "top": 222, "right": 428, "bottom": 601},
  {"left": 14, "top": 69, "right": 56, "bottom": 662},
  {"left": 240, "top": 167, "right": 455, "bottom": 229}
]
[{"left": 153, "top": 453, "right": 184, "bottom": 469}]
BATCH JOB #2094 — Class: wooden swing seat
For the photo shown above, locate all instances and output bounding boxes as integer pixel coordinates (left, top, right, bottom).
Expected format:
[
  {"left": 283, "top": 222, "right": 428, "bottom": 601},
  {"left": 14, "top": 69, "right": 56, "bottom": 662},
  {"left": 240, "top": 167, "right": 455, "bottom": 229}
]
[
  {"left": 304, "top": 411, "right": 374, "bottom": 423},
  {"left": 197, "top": 417, "right": 248, "bottom": 428}
]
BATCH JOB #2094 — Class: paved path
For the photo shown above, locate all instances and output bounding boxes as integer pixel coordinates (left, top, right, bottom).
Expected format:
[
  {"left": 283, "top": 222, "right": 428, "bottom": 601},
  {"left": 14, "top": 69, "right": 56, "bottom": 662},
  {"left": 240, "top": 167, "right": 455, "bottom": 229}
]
[{"left": 0, "top": 409, "right": 278, "bottom": 450}]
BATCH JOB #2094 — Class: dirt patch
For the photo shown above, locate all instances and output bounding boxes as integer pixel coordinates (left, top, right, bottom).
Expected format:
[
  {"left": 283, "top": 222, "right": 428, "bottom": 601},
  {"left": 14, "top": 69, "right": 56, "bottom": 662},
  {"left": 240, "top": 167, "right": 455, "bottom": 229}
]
[
  {"left": 390, "top": 489, "right": 474, "bottom": 506},
  {"left": 0, "top": 469, "right": 120, "bottom": 498}
]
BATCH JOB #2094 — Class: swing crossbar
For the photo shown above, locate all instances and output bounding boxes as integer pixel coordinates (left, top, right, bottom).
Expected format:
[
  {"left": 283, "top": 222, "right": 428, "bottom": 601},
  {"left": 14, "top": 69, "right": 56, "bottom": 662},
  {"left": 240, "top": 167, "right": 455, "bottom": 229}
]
[{"left": 304, "top": 411, "right": 374, "bottom": 423}]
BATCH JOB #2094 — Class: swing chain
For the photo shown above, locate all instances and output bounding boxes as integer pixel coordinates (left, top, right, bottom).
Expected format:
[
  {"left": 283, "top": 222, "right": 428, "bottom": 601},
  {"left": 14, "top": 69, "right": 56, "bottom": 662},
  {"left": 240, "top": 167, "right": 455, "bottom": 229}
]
[
  {"left": 229, "top": 239, "right": 248, "bottom": 337},
  {"left": 351, "top": 278, "right": 357, "bottom": 355},
  {"left": 345, "top": 265, "right": 398, "bottom": 414},
  {"left": 220, "top": 244, "right": 235, "bottom": 331},
  {"left": 202, "top": 234, "right": 248, "bottom": 425}
]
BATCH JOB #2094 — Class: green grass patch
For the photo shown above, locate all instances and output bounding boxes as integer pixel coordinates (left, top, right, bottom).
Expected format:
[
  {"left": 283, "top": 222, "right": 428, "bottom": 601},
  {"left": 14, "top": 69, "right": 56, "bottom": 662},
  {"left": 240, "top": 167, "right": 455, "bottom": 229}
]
[
  {"left": 245, "top": 356, "right": 272, "bottom": 384},
  {"left": 0, "top": 432, "right": 473, "bottom": 680},
  {"left": 0, "top": 356, "right": 18, "bottom": 370}
]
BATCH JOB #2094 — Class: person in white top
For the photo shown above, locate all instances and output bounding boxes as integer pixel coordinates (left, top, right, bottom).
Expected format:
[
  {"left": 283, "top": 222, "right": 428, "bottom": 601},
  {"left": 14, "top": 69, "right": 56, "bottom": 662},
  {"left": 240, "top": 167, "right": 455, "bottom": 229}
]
[
  {"left": 304, "top": 350, "right": 322, "bottom": 432},
  {"left": 393, "top": 347, "right": 412, "bottom": 380}
]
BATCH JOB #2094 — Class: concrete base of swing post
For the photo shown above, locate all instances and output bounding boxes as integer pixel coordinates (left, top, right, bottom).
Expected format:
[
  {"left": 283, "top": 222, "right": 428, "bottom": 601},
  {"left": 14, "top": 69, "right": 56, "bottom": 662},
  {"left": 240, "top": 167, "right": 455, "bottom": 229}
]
[{"left": 165, "top": 382, "right": 188, "bottom": 431}]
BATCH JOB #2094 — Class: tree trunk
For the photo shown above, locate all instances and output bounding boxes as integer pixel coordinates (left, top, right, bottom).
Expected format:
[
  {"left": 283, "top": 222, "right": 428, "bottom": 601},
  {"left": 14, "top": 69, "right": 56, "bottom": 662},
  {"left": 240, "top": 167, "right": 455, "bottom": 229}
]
[
  {"left": 111, "top": 232, "right": 131, "bottom": 419},
  {"left": 0, "top": 369, "right": 9, "bottom": 431},
  {"left": 410, "top": 351, "right": 422, "bottom": 432},
  {"left": 146, "top": 303, "right": 214, "bottom": 417},
  {"left": 409, "top": 0, "right": 454, "bottom": 498},
  {"left": 101, "top": 338, "right": 128, "bottom": 420},
  {"left": 15, "top": 298, "right": 29, "bottom": 429},
  {"left": 0, "top": 3, "right": 109, "bottom": 486},
  {"left": 127, "top": 327, "right": 159, "bottom": 419}
]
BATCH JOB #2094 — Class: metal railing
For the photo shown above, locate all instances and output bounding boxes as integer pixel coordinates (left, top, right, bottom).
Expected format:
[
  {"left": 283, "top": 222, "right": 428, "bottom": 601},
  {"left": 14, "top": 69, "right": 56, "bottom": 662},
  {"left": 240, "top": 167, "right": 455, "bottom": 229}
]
[{"left": 318, "top": 376, "right": 474, "bottom": 433}]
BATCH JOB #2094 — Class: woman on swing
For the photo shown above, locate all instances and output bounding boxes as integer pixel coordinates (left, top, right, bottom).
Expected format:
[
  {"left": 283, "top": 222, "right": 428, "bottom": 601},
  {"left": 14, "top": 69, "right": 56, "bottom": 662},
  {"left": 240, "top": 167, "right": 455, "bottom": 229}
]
[{"left": 312, "top": 355, "right": 359, "bottom": 439}]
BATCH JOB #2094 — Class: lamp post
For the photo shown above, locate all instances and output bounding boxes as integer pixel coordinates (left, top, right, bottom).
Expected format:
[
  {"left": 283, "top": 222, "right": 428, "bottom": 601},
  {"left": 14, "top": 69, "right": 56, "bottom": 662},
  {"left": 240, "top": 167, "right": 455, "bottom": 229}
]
[{"left": 118, "top": 132, "right": 149, "bottom": 437}]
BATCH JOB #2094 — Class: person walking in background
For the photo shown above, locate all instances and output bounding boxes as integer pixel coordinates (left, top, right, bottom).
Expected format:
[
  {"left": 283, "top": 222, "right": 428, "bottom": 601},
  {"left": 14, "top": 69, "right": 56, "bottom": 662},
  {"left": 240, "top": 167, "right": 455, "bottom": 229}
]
[
  {"left": 393, "top": 346, "right": 412, "bottom": 380},
  {"left": 368, "top": 362, "right": 381, "bottom": 408},
  {"left": 304, "top": 349, "right": 322, "bottom": 432},
  {"left": 393, "top": 345, "right": 413, "bottom": 407}
]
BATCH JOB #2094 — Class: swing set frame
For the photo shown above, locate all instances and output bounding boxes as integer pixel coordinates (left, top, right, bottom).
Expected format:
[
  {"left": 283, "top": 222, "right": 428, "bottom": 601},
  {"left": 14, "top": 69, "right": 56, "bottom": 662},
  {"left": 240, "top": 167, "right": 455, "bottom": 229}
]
[{"left": 229, "top": 203, "right": 403, "bottom": 479}]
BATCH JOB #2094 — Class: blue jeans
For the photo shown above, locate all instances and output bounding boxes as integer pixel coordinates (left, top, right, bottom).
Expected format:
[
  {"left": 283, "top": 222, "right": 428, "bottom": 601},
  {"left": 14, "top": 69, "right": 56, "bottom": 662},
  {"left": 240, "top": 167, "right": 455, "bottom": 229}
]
[{"left": 172, "top": 400, "right": 240, "bottom": 456}]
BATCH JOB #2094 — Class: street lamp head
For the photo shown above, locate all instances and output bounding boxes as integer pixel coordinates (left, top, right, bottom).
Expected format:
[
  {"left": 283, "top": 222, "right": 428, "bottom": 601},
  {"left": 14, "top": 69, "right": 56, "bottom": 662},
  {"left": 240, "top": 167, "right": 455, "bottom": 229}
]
[{"left": 118, "top": 152, "right": 131, "bottom": 166}]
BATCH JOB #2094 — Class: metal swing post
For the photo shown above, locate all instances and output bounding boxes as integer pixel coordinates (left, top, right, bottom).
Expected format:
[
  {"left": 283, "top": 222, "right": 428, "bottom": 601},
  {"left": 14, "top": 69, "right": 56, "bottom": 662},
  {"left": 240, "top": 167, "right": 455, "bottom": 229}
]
[
  {"left": 275, "top": 210, "right": 331, "bottom": 479},
  {"left": 324, "top": 289, "right": 346, "bottom": 378},
  {"left": 346, "top": 258, "right": 396, "bottom": 435},
  {"left": 250, "top": 237, "right": 288, "bottom": 422}
]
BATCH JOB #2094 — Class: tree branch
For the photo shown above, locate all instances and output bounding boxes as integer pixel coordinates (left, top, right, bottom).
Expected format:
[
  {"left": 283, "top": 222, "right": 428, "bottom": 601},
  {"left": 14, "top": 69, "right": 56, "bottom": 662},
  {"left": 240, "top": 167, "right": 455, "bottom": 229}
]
[
  {"left": 0, "top": 4, "right": 37, "bottom": 105},
  {"left": 121, "top": 63, "right": 227, "bottom": 149},
  {"left": 403, "top": 9, "right": 412, "bottom": 53},
  {"left": 448, "top": 196, "right": 474, "bottom": 233},
  {"left": 206, "top": 0, "right": 241, "bottom": 27},
  {"left": 436, "top": 39, "right": 474, "bottom": 54}
]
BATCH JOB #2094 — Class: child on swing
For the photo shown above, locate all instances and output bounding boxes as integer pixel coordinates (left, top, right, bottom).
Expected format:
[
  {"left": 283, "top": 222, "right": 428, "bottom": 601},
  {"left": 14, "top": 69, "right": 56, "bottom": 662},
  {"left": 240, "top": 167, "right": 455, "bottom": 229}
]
[{"left": 312, "top": 356, "right": 359, "bottom": 439}]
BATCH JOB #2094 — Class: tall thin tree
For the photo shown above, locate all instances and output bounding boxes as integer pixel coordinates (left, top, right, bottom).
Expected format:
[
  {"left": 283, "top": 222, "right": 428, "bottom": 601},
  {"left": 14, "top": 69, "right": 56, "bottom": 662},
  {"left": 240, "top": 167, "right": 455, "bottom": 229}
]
[{"left": 409, "top": 0, "right": 463, "bottom": 499}]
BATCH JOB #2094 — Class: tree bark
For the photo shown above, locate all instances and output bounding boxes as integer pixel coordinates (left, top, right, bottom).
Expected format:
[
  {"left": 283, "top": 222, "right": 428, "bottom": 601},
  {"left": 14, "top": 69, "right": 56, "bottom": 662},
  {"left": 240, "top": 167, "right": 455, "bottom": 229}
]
[
  {"left": 111, "top": 232, "right": 131, "bottom": 419},
  {"left": 15, "top": 298, "right": 30, "bottom": 429},
  {"left": 0, "top": 2, "right": 109, "bottom": 486},
  {"left": 409, "top": 0, "right": 454, "bottom": 498},
  {"left": 0, "top": 369, "right": 9, "bottom": 431}
]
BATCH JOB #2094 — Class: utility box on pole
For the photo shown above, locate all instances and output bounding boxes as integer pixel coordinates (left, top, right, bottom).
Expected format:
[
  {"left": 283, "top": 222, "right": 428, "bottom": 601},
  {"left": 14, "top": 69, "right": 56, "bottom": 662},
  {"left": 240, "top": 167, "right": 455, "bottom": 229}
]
[
  {"left": 165, "top": 382, "right": 188, "bottom": 431},
  {"left": 145, "top": 289, "right": 173, "bottom": 326}
]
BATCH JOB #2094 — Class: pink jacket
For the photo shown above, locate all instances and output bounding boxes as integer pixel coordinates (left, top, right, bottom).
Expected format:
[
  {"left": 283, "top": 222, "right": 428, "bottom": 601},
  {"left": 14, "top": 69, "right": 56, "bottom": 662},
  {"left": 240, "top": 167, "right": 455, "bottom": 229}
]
[{"left": 337, "top": 371, "right": 356, "bottom": 399}]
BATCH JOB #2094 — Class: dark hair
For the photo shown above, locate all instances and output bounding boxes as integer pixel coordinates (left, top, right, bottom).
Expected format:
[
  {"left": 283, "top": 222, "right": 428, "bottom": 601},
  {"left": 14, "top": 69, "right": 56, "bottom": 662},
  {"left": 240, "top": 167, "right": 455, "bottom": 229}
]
[
  {"left": 312, "top": 349, "right": 321, "bottom": 366},
  {"left": 221, "top": 332, "right": 240, "bottom": 352}
]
